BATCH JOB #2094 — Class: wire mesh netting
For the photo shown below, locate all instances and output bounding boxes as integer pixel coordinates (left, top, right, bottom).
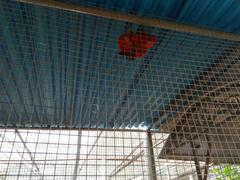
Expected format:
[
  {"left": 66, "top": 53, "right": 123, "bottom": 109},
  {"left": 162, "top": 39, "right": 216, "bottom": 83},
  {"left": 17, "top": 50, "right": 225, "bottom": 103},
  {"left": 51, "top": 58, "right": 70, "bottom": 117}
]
[{"left": 0, "top": 0, "right": 240, "bottom": 179}]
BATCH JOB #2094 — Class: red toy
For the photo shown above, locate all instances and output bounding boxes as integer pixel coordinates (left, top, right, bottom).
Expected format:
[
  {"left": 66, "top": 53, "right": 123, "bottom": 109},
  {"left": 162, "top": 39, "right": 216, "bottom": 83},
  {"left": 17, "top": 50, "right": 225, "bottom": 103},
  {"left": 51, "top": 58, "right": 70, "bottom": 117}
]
[{"left": 118, "top": 30, "right": 157, "bottom": 59}]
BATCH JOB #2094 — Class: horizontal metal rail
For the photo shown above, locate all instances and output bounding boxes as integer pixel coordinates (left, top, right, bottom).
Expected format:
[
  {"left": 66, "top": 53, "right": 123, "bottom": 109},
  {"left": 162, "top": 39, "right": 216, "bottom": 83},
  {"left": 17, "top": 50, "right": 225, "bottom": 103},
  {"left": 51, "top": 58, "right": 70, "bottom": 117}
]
[{"left": 17, "top": 0, "right": 240, "bottom": 42}]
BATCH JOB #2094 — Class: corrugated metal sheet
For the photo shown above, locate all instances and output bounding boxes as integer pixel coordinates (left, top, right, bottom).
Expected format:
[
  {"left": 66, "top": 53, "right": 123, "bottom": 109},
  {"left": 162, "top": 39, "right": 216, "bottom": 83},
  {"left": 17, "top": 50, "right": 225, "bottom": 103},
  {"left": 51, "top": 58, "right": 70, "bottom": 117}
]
[
  {"left": 0, "top": 0, "right": 236, "bottom": 129},
  {"left": 60, "top": 0, "right": 240, "bottom": 34}
]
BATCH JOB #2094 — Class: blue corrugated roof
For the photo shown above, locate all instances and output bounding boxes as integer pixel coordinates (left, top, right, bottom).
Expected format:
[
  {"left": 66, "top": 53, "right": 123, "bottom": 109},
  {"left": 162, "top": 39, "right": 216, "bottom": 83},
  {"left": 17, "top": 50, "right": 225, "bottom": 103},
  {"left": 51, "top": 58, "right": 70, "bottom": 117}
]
[
  {"left": 60, "top": 0, "right": 240, "bottom": 34},
  {"left": 0, "top": 0, "right": 236, "bottom": 129}
]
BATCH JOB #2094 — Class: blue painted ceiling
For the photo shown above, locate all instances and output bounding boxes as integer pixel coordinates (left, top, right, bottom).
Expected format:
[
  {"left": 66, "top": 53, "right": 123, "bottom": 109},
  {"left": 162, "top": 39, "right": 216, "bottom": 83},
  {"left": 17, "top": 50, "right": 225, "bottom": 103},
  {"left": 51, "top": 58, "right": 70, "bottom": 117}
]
[{"left": 0, "top": 0, "right": 237, "bottom": 129}]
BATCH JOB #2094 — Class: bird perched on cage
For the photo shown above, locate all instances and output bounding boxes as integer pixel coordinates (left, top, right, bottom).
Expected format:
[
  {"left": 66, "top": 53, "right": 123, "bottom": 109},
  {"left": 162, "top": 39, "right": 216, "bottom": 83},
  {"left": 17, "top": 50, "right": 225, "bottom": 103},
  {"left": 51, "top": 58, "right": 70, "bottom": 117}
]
[{"left": 118, "top": 29, "right": 157, "bottom": 60}]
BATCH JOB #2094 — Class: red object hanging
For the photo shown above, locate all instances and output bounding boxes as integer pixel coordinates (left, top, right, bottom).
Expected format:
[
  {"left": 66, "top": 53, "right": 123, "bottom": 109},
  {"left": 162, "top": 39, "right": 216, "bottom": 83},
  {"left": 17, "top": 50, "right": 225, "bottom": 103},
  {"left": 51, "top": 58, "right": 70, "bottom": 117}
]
[{"left": 118, "top": 31, "right": 157, "bottom": 59}]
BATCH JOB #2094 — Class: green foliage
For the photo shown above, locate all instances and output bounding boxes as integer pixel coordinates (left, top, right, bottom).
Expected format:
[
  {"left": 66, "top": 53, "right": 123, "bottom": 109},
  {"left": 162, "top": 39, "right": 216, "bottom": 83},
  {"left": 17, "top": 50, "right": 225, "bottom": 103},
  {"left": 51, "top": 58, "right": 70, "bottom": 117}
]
[{"left": 212, "top": 164, "right": 240, "bottom": 180}]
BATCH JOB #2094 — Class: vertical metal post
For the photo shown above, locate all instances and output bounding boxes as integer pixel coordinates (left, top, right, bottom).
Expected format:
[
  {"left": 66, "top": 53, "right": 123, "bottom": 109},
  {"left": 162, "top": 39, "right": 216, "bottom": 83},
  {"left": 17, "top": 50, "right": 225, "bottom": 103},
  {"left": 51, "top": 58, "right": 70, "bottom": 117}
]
[
  {"left": 190, "top": 141, "right": 202, "bottom": 180},
  {"left": 203, "top": 134, "right": 211, "bottom": 180},
  {"left": 146, "top": 131, "right": 157, "bottom": 180},
  {"left": 73, "top": 129, "right": 82, "bottom": 180}
]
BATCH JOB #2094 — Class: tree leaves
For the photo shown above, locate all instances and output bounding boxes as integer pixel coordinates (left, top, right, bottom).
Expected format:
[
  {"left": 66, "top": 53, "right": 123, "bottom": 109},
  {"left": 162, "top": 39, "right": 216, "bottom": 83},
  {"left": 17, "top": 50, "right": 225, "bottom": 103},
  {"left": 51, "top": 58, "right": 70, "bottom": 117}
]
[{"left": 212, "top": 164, "right": 240, "bottom": 180}]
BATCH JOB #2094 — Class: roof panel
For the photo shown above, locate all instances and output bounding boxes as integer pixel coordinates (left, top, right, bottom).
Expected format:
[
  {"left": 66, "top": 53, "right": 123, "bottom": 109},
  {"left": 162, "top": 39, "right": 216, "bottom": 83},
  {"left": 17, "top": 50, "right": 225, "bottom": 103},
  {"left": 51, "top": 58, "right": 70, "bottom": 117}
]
[
  {"left": 58, "top": 0, "right": 240, "bottom": 34},
  {"left": 0, "top": 0, "right": 235, "bottom": 129}
]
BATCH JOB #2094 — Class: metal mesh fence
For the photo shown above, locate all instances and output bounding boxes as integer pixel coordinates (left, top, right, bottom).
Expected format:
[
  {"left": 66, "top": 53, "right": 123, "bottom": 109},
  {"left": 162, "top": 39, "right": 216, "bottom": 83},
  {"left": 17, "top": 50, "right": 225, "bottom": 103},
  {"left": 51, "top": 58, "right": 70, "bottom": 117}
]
[{"left": 0, "top": 0, "right": 240, "bottom": 179}]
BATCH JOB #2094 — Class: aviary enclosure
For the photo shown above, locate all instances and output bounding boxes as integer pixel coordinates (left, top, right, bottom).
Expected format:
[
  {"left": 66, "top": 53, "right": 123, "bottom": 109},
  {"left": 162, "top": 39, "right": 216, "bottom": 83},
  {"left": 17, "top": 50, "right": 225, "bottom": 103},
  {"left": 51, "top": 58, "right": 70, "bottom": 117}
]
[{"left": 0, "top": 0, "right": 240, "bottom": 179}]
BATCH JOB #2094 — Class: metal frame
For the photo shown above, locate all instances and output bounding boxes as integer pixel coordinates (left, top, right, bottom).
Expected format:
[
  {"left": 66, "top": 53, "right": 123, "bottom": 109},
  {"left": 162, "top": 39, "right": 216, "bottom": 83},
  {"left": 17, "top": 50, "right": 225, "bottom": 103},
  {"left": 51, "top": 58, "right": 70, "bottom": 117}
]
[
  {"left": 17, "top": 0, "right": 240, "bottom": 42},
  {"left": 0, "top": 127, "right": 150, "bottom": 133}
]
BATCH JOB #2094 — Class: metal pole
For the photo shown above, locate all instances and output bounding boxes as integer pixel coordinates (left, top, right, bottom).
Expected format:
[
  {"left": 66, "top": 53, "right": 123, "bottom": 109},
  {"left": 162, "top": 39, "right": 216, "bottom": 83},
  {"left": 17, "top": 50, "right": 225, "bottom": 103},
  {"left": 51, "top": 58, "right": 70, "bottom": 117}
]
[
  {"left": 190, "top": 141, "right": 202, "bottom": 180},
  {"left": 0, "top": 127, "right": 149, "bottom": 133},
  {"left": 78, "top": 131, "right": 103, "bottom": 173},
  {"left": 17, "top": 0, "right": 240, "bottom": 42},
  {"left": 109, "top": 150, "right": 144, "bottom": 179},
  {"left": 15, "top": 129, "right": 40, "bottom": 173},
  {"left": 203, "top": 135, "right": 212, "bottom": 180},
  {"left": 73, "top": 129, "right": 82, "bottom": 180},
  {"left": 146, "top": 131, "right": 157, "bottom": 180},
  {"left": 108, "top": 142, "right": 143, "bottom": 178}
]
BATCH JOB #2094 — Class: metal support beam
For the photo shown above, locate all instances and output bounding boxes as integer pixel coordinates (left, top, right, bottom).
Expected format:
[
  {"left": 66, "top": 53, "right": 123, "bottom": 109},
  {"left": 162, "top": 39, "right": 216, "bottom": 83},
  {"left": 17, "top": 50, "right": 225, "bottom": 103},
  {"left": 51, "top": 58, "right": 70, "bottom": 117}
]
[
  {"left": 203, "top": 135, "right": 212, "bottom": 180},
  {"left": 0, "top": 127, "right": 149, "bottom": 133},
  {"left": 146, "top": 131, "right": 157, "bottom": 180},
  {"left": 78, "top": 131, "right": 103, "bottom": 173},
  {"left": 15, "top": 129, "right": 40, "bottom": 173},
  {"left": 109, "top": 142, "right": 143, "bottom": 179},
  {"left": 73, "top": 129, "right": 82, "bottom": 180},
  {"left": 17, "top": 0, "right": 240, "bottom": 42},
  {"left": 109, "top": 150, "right": 144, "bottom": 179},
  {"left": 190, "top": 141, "right": 202, "bottom": 180}
]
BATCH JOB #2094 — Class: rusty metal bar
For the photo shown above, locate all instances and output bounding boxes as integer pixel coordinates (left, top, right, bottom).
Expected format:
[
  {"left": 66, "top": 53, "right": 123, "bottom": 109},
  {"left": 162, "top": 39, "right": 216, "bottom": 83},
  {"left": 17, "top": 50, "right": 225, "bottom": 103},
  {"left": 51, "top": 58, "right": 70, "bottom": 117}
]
[
  {"left": 109, "top": 150, "right": 144, "bottom": 179},
  {"left": 17, "top": 0, "right": 240, "bottom": 42},
  {"left": 109, "top": 142, "right": 144, "bottom": 178},
  {"left": 146, "top": 131, "right": 157, "bottom": 180}
]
